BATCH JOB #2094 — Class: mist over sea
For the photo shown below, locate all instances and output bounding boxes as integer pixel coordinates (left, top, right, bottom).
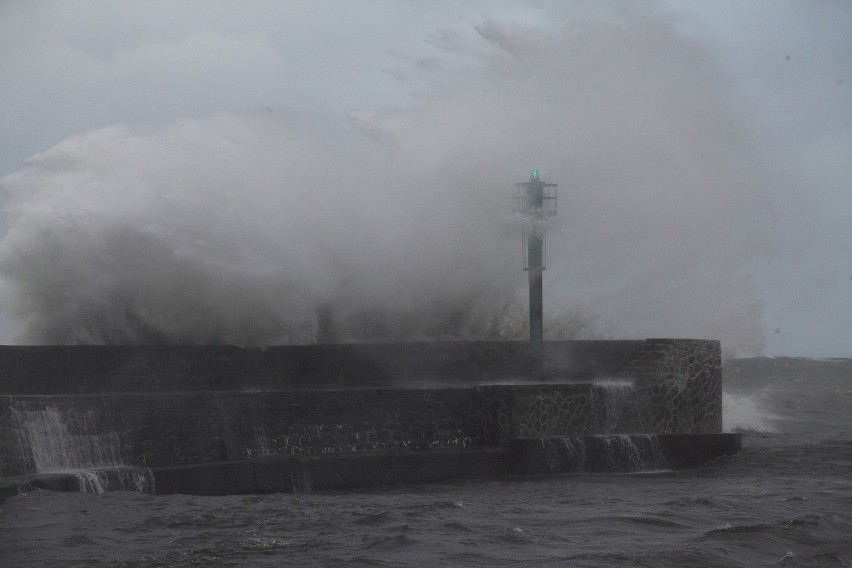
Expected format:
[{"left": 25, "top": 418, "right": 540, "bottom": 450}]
[
  {"left": 0, "top": 16, "right": 769, "bottom": 356},
  {"left": 1, "top": 357, "right": 849, "bottom": 568}
]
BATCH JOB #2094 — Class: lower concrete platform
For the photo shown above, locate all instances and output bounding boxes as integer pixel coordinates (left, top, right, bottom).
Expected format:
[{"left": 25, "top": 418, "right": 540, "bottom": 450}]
[
  {"left": 0, "top": 466, "right": 155, "bottom": 499},
  {"left": 0, "top": 433, "right": 740, "bottom": 499},
  {"left": 511, "top": 433, "right": 742, "bottom": 475},
  {"left": 0, "top": 472, "right": 80, "bottom": 500},
  {"left": 153, "top": 447, "right": 513, "bottom": 495}
]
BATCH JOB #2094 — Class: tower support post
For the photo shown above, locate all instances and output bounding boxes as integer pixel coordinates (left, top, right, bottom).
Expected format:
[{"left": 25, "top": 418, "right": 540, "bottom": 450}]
[{"left": 528, "top": 265, "right": 544, "bottom": 378}]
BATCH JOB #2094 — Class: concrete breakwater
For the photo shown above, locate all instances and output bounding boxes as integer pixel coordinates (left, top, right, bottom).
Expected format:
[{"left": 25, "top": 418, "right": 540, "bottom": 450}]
[{"left": 0, "top": 339, "right": 740, "bottom": 497}]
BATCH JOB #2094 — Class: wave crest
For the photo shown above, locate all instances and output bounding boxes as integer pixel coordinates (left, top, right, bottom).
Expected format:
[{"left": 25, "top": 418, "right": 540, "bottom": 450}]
[{"left": 723, "top": 392, "right": 777, "bottom": 433}]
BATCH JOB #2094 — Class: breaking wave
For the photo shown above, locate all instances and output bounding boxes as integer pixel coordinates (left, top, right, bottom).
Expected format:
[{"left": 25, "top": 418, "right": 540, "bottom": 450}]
[{"left": 722, "top": 391, "right": 778, "bottom": 433}]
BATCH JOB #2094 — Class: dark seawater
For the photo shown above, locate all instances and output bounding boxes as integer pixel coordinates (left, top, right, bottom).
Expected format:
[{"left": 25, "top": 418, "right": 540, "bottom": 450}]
[{"left": 1, "top": 358, "right": 850, "bottom": 567}]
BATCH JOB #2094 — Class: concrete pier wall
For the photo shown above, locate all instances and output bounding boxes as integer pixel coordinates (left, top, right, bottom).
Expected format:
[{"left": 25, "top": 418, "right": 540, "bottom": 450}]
[
  {"left": 0, "top": 338, "right": 734, "bottom": 494},
  {"left": 0, "top": 339, "right": 697, "bottom": 394}
]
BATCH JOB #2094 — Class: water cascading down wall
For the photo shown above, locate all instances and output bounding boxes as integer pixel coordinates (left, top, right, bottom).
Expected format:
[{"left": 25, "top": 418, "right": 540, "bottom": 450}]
[{"left": 0, "top": 339, "right": 740, "bottom": 498}]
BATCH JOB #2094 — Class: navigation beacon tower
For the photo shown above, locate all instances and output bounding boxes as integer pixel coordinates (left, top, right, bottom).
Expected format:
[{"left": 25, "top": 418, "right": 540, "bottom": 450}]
[{"left": 513, "top": 169, "right": 557, "bottom": 378}]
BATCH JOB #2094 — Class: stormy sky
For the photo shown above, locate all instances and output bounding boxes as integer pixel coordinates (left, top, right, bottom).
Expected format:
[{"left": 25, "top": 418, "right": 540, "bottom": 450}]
[{"left": 0, "top": 1, "right": 849, "bottom": 357}]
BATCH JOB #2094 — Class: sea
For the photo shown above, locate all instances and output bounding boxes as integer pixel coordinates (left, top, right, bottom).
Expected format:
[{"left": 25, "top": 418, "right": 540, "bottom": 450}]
[{"left": 1, "top": 357, "right": 850, "bottom": 567}]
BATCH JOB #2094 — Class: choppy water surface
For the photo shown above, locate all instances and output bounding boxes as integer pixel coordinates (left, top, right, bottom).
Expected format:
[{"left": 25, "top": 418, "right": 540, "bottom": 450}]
[{"left": 2, "top": 358, "right": 851, "bottom": 567}]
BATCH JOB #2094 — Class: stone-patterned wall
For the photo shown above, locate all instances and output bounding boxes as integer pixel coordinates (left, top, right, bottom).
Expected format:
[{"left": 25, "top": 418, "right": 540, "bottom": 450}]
[
  {"left": 235, "top": 389, "right": 485, "bottom": 456},
  {"left": 508, "top": 383, "right": 645, "bottom": 438},
  {"left": 625, "top": 339, "right": 722, "bottom": 434},
  {"left": 512, "top": 385, "right": 595, "bottom": 437},
  {"left": 476, "top": 339, "right": 723, "bottom": 440}
]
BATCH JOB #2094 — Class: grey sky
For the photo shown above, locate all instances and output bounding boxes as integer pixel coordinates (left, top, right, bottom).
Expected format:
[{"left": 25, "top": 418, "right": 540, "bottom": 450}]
[{"left": 0, "top": 1, "right": 849, "bottom": 356}]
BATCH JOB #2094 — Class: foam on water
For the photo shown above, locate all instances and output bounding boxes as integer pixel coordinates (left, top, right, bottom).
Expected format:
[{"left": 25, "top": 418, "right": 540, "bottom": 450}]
[
  {"left": 11, "top": 406, "right": 122, "bottom": 471},
  {"left": 10, "top": 405, "right": 154, "bottom": 494},
  {"left": 595, "top": 434, "right": 667, "bottom": 472},
  {"left": 533, "top": 434, "right": 668, "bottom": 474},
  {"left": 591, "top": 379, "right": 636, "bottom": 433},
  {"left": 722, "top": 391, "right": 778, "bottom": 433},
  {"left": 74, "top": 470, "right": 107, "bottom": 493},
  {"left": 71, "top": 467, "right": 155, "bottom": 494}
]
